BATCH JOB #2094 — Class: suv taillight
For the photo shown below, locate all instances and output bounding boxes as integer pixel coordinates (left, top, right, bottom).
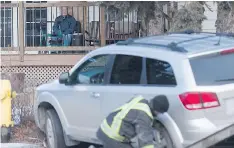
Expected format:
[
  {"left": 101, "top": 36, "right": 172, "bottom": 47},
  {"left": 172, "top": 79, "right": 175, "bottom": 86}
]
[
  {"left": 220, "top": 48, "right": 234, "bottom": 55},
  {"left": 179, "top": 92, "right": 220, "bottom": 110}
]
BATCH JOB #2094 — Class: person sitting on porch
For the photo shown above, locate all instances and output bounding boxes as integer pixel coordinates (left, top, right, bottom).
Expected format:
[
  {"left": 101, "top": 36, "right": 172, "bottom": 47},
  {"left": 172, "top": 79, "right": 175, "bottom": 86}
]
[{"left": 53, "top": 7, "right": 77, "bottom": 46}]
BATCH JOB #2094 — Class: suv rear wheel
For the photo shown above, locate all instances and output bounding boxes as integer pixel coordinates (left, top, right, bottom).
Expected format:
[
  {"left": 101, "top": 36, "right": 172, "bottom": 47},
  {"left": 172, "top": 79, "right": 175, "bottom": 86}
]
[
  {"left": 45, "top": 109, "right": 66, "bottom": 148},
  {"left": 154, "top": 123, "right": 174, "bottom": 148}
]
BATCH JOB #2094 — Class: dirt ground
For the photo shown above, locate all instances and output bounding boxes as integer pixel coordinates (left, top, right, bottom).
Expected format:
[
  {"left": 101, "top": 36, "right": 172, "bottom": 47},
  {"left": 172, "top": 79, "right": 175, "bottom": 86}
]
[
  {"left": 8, "top": 120, "right": 99, "bottom": 148},
  {"left": 9, "top": 120, "right": 46, "bottom": 147},
  {"left": 8, "top": 119, "right": 234, "bottom": 148}
]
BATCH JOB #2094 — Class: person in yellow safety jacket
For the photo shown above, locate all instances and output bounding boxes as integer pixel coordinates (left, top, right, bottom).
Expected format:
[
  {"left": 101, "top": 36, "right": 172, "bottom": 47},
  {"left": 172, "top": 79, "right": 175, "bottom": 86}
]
[{"left": 96, "top": 95, "right": 169, "bottom": 148}]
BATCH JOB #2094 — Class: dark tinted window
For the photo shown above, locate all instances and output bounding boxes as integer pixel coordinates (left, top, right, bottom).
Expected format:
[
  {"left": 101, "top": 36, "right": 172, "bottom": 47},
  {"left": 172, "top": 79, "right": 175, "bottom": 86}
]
[
  {"left": 146, "top": 58, "right": 176, "bottom": 85},
  {"left": 190, "top": 53, "right": 234, "bottom": 85},
  {"left": 74, "top": 55, "right": 108, "bottom": 84},
  {"left": 110, "top": 55, "right": 142, "bottom": 84}
]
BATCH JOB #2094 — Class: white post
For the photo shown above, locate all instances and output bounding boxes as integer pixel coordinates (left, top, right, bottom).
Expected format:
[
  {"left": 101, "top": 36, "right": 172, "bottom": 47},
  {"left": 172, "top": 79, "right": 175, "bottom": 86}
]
[{"left": 12, "top": 1, "right": 18, "bottom": 47}]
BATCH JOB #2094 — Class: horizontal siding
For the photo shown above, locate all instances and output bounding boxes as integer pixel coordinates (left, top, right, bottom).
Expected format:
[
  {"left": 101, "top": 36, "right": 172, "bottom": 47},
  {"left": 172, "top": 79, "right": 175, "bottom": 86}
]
[
  {"left": 202, "top": 2, "right": 217, "bottom": 32},
  {"left": 178, "top": 2, "right": 217, "bottom": 32}
]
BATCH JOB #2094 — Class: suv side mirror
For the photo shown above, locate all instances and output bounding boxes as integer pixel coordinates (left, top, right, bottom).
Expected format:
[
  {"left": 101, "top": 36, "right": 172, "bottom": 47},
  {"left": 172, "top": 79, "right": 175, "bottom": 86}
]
[{"left": 59, "top": 72, "right": 69, "bottom": 84}]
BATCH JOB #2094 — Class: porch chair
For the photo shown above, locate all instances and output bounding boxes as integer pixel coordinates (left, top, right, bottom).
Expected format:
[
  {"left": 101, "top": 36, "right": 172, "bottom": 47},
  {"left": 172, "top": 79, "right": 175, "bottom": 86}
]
[{"left": 85, "top": 21, "right": 100, "bottom": 46}]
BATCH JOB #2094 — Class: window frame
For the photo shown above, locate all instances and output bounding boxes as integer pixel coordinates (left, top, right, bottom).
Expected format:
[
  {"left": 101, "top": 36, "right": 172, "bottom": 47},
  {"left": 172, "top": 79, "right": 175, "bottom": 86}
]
[
  {"left": 143, "top": 57, "right": 177, "bottom": 87},
  {"left": 1, "top": 1, "right": 13, "bottom": 47},
  {"left": 68, "top": 54, "right": 112, "bottom": 86},
  {"left": 106, "top": 54, "right": 145, "bottom": 86},
  {"left": 25, "top": 1, "right": 47, "bottom": 47}
]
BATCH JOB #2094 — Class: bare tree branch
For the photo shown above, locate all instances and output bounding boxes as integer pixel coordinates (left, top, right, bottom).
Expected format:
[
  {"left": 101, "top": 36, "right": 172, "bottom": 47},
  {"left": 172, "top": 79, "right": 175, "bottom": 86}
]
[
  {"left": 204, "top": 2, "right": 213, "bottom": 12},
  {"left": 227, "top": 2, "right": 232, "bottom": 10},
  {"left": 156, "top": 6, "right": 173, "bottom": 22}
]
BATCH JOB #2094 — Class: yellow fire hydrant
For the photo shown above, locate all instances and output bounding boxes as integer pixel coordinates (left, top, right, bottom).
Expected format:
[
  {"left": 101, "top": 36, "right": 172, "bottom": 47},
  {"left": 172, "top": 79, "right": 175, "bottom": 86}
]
[{"left": 0, "top": 80, "right": 17, "bottom": 143}]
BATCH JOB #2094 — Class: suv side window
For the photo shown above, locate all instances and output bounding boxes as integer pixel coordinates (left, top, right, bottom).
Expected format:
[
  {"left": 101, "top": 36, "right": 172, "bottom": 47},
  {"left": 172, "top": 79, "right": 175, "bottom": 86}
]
[
  {"left": 110, "top": 55, "right": 143, "bottom": 84},
  {"left": 73, "top": 55, "right": 108, "bottom": 84},
  {"left": 146, "top": 58, "right": 176, "bottom": 85}
]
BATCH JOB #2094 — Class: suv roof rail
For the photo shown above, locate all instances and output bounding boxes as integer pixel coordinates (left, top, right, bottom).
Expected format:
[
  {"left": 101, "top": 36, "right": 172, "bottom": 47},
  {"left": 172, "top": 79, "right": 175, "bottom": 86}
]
[
  {"left": 116, "top": 38, "right": 188, "bottom": 53},
  {"left": 116, "top": 30, "right": 234, "bottom": 53},
  {"left": 116, "top": 38, "right": 134, "bottom": 45},
  {"left": 170, "top": 30, "right": 234, "bottom": 37}
]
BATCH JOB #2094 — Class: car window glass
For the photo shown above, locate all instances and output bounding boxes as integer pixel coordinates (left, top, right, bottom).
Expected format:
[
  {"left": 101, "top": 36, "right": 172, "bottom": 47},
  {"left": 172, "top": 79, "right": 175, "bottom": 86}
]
[
  {"left": 146, "top": 58, "right": 176, "bottom": 85},
  {"left": 110, "top": 55, "right": 142, "bottom": 84},
  {"left": 190, "top": 54, "right": 234, "bottom": 85},
  {"left": 76, "top": 55, "right": 108, "bottom": 84}
]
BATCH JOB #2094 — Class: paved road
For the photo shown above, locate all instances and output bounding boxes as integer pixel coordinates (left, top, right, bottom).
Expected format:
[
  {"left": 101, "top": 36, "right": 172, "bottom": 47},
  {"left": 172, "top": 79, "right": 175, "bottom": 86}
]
[
  {"left": 76, "top": 137, "right": 234, "bottom": 148},
  {"left": 2, "top": 136, "right": 233, "bottom": 148},
  {"left": 62, "top": 136, "right": 234, "bottom": 148}
]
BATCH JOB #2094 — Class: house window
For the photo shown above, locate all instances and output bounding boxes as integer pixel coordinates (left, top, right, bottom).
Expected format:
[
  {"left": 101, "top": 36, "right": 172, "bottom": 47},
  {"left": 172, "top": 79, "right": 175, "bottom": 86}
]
[
  {"left": 1, "top": 1, "right": 12, "bottom": 47},
  {"left": 25, "top": 1, "right": 47, "bottom": 46}
]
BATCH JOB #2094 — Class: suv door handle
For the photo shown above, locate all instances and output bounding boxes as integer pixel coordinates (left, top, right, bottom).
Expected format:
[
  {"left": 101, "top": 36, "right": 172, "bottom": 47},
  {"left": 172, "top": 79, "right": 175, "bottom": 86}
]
[{"left": 91, "top": 92, "right": 100, "bottom": 98}]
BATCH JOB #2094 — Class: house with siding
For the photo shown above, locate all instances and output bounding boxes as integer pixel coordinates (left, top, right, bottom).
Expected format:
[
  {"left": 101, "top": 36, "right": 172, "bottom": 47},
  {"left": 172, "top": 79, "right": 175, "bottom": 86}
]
[
  {"left": 1, "top": 1, "right": 218, "bottom": 49},
  {"left": 178, "top": 1, "right": 217, "bottom": 32}
]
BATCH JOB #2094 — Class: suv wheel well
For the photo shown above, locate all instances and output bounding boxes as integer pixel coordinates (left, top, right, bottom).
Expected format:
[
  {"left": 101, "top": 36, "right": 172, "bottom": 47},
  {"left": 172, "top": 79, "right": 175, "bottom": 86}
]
[
  {"left": 38, "top": 102, "right": 80, "bottom": 146},
  {"left": 38, "top": 102, "right": 55, "bottom": 132}
]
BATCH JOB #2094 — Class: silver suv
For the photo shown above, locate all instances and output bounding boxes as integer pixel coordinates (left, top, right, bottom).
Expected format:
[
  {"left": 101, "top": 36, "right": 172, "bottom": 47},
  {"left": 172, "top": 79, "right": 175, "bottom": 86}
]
[{"left": 34, "top": 32, "right": 234, "bottom": 148}]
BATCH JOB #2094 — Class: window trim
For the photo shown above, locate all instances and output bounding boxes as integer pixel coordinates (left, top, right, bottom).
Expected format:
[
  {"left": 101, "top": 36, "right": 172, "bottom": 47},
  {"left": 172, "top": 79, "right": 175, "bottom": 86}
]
[
  {"left": 144, "top": 57, "right": 177, "bottom": 87},
  {"left": 1, "top": 2, "right": 12, "bottom": 47},
  {"left": 68, "top": 54, "right": 111, "bottom": 86},
  {"left": 25, "top": 1, "right": 47, "bottom": 46},
  {"left": 107, "top": 54, "right": 144, "bottom": 86},
  {"left": 105, "top": 54, "right": 115, "bottom": 84}
]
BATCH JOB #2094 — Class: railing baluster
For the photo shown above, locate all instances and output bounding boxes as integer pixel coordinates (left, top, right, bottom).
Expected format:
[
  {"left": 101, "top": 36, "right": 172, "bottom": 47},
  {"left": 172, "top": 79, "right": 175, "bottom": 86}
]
[
  {"left": 114, "top": 10, "right": 116, "bottom": 43},
  {"left": 99, "top": 6, "right": 101, "bottom": 46},
  {"left": 17, "top": 7, "right": 19, "bottom": 48},
  {"left": 122, "top": 11, "right": 124, "bottom": 40},
  {"left": 4, "top": 6, "right": 6, "bottom": 47},
  {"left": 128, "top": 11, "right": 130, "bottom": 39},
  {"left": 19, "top": 1, "right": 24, "bottom": 61},
  {"left": 51, "top": 6, "right": 52, "bottom": 36},
  {"left": 32, "top": 6, "right": 35, "bottom": 47},
  {"left": 88, "top": 6, "right": 89, "bottom": 36},
  {"left": 11, "top": 5, "right": 13, "bottom": 48},
  {"left": 100, "top": 6, "right": 105, "bottom": 46},
  {"left": 83, "top": 6, "right": 85, "bottom": 46}
]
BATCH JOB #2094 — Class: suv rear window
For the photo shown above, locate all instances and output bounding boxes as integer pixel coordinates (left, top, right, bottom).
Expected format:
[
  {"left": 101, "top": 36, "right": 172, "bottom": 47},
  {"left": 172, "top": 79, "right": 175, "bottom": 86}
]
[
  {"left": 190, "top": 53, "right": 234, "bottom": 85},
  {"left": 146, "top": 58, "right": 176, "bottom": 85}
]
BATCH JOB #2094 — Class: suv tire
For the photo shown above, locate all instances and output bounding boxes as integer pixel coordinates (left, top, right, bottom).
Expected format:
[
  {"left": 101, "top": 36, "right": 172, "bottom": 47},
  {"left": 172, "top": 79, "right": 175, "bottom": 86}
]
[
  {"left": 45, "top": 109, "right": 66, "bottom": 148},
  {"left": 154, "top": 124, "right": 174, "bottom": 148}
]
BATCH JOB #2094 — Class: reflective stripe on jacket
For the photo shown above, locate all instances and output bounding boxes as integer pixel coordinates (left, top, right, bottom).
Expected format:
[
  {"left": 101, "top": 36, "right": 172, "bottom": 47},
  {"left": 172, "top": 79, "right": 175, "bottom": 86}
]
[{"left": 99, "top": 96, "right": 155, "bottom": 147}]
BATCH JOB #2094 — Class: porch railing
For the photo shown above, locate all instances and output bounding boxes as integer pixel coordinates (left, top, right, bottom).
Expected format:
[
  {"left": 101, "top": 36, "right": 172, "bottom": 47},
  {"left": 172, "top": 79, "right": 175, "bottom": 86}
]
[{"left": 1, "top": 1, "right": 142, "bottom": 62}]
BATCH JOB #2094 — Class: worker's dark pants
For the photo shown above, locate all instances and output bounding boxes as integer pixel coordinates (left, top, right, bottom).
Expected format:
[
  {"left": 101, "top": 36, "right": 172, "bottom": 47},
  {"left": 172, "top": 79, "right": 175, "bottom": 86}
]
[
  {"left": 62, "top": 34, "right": 72, "bottom": 46},
  {"left": 102, "top": 138, "right": 133, "bottom": 148},
  {"left": 97, "top": 128, "right": 133, "bottom": 148}
]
